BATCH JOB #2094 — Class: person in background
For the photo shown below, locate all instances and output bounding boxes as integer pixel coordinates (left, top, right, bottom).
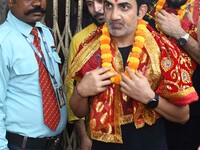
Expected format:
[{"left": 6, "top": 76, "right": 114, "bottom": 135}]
[
  {"left": 0, "top": 0, "right": 67, "bottom": 149},
  {"left": 144, "top": 0, "right": 200, "bottom": 149},
  {"left": 197, "top": 19, "right": 200, "bottom": 49},
  {"left": 67, "top": 0, "right": 198, "bottom": 149},
  {"left": 66, "top": 0, "right": 105, "bottom": 149},
  {"left": 0, "top": 0, "right": 8, "bottom": 24}
]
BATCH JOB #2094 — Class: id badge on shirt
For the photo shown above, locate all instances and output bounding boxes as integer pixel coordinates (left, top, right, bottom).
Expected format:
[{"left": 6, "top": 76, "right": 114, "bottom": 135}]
[{"left": 56, "top": 87, "right": 66, "bottom": 108}]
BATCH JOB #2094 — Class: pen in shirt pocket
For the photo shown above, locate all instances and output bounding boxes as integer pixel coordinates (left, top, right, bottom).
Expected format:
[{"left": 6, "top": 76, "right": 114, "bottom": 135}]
[{"left": 51, "top": 46, "right": 56, "bottom": 52}]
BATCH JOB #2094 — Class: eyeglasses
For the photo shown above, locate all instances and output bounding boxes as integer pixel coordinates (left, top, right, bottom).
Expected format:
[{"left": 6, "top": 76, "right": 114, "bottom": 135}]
[{"left": 186, "top": 2, "right": 200, "bottom": 25}]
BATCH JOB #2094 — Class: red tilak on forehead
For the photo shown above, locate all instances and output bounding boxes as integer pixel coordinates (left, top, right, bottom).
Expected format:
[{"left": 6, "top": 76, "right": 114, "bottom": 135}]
[{"left": 114, "top": 0, "right": 118, "bottom": 2}]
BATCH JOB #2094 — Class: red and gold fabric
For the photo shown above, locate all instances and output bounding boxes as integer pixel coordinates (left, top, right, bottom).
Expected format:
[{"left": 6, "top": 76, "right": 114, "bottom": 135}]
[
  {"left": 146, "top": 0, "right": 199, "bottom": 44},
  {"left": 67, "top": 23, "right": 98, "bottom": 123},
  {"left": 66, "top": 25, "right": 198, "bottom": 143}
]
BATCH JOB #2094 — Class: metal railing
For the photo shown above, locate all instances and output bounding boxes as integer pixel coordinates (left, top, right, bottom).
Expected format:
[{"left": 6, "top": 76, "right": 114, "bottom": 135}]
[{"left": 51, "top": 0, "right": 84, "bottom": 149}]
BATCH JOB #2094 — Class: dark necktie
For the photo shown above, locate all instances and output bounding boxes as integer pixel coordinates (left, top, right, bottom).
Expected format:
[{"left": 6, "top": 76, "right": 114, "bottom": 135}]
[{"left": 31, "top": 27, "right": 60, "bottom": 131}]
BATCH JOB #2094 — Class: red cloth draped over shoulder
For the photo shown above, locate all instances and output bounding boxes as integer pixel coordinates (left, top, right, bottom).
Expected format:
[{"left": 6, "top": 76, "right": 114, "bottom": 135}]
[{"left": 147, "top": 25, "right": 198, "bottom": 105}]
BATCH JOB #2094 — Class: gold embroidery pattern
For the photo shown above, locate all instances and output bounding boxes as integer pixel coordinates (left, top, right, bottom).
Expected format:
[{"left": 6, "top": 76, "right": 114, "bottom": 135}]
[
  {"left": 71, "top": 26, "right": 197, "bottom": 143},
  {"left": 161, "top": 57, "right": 174, "bottom": 72},
  {"left": 181, "top": 69, "right": 191, "bottom": 84},
  {"left": 90, "top": 85, "right": 123, "bottom": 143},
  {"left": 144, "top": 30, "right": 162, "bottom": 90},
  {"left": 159, "top": 86, "right": 196, "bottom": 101},
  {"left": 155, "top": 31, "right": 197, "bottom": 105},
  {"left": 130, "top": 30, "right": 162, "bottom": 129},
  {"left": 66, "top": 29, "right": 101, "bottom": 81}
]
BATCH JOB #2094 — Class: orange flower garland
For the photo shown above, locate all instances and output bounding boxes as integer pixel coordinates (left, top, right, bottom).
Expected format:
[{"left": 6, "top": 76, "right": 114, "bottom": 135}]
[
  {"left": 100, "top": 19, "right": 148, "bottom": 84},
  {"left": 155, "top": 0, "right": 191, "bottom": 31}
]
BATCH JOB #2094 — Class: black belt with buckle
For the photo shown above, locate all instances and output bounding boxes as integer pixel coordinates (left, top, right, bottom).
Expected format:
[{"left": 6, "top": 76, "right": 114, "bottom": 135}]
[{"left": 6, "top": 132, "right": 61, "bottom": 149}]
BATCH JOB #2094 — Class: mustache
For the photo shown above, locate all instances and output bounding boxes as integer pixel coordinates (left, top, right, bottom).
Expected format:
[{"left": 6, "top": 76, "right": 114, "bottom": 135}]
[
  {"left": 24, "top": 7, "right": 46, "bottom": 15},
  {"left": 93, "top": 13, "right": 104, "bottom": 19},
  {"left": 108, "top": 21, "right": 124, "bottom": 26}
]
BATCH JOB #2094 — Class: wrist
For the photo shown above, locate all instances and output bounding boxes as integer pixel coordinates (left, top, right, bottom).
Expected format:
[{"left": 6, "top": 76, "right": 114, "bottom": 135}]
[
  {"left": 75, "top": 84, "right": 87, "bottom": 98},
  {"left": 146, "top": 93, "right": 159, "bottom": 109},
  {"left": 144, "top": 91, "right": 155, "bottom": 104},
  {"left": 178, "top": 33, "right": 190, "bottom": 46},
  {"left": 175, "top": 29, "right": 187, "bottom": 40}
]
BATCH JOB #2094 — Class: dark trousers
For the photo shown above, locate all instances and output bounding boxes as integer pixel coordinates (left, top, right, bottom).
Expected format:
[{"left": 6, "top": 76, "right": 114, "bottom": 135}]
[
  {"left": 166, "top": 115, "right": 200, "bottom": 150},
  {"left": 92, "top": 118, "right": 168, "bottom": 150},
  {"left": 8, "top": 143, "right": 63, "bottom": 150},
  {"left": 6, "top": 132, "right": 63, "bottom": 150}
]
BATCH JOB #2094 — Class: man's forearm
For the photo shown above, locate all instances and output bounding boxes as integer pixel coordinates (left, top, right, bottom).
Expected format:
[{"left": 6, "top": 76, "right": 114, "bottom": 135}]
[
  {"left": 184, "top": 36, "right": 200, "bottom": 64},
  {"left": 74, "top": 119, "right": 88, "bottom": 140}
]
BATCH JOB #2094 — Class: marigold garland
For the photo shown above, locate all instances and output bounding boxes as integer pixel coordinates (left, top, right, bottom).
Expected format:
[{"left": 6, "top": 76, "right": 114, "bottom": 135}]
[
  {"left": 100, "top": 19, "right": 148, "bottom": 84},
  {"left": 155, "top": 0, "right": 191, "bottom": 31}
]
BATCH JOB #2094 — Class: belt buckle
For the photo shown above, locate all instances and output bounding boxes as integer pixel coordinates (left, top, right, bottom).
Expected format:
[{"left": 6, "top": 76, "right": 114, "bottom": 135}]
[{"left": 45, "top": 136, "right": 60, "bottom": 149}]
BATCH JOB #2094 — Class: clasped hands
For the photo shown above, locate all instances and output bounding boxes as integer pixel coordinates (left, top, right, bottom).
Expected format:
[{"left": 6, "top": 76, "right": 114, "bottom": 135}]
[{"left": 76, "top": 66, "right": 155, "bottom": 104}]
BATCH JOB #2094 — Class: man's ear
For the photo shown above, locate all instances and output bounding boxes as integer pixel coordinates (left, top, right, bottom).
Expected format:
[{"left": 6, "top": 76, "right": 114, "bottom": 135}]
[
  {"left": 7, "top": 0, "right": 14, "bottom": 8},
  {"left": 138, "top": 4, "right": 148, "bottom": 19}
]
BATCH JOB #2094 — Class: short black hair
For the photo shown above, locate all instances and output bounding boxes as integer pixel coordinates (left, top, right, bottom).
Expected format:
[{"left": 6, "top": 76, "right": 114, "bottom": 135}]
[{"left": 136, "top": 0, "right": 149, "bottom": 12}]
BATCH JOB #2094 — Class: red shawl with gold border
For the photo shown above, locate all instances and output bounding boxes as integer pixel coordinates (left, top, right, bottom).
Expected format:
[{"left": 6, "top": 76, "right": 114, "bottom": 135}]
[{"left": 67, "top": 25, "right": 198, "bottom": 143}]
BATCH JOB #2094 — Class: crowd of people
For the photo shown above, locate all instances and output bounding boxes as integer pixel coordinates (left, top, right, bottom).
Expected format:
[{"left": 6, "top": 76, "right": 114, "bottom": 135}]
[{"left": 0, "top": 0, "right": 200, "bottom": 149}]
